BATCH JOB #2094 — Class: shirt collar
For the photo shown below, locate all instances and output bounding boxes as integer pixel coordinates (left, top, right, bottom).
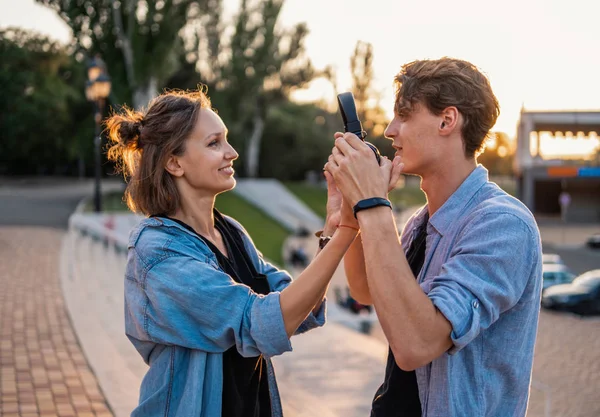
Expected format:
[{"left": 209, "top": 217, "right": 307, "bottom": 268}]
[{"left": 428, "top": 164, "right": 489, "bottom": 236}]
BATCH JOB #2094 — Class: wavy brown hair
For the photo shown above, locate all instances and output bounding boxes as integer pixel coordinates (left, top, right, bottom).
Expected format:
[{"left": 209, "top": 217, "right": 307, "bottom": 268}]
[
  {"left": 393, "top": 57, "right": 500, "bottom": 158},
  {"left": 106, "top": 89, "right": 212, "bottom": 216}
]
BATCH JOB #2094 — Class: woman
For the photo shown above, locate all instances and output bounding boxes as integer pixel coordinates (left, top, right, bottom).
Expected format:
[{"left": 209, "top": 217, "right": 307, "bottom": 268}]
[{"left": 105, "top": 89, "right": 360, "bottom": 417}]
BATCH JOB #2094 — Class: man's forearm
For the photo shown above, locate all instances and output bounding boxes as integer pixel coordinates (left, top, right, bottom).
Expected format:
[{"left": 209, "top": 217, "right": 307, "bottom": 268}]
[
  {"left": 344, "top": 234, "right": 372, "bottom": 305},
  {"left": 358, "top": 207, "right": 452, "bottom": 370}
]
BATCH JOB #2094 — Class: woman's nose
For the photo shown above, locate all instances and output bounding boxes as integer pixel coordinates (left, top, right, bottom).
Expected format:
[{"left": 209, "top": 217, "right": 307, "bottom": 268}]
[{"left": 227, "top": 144, "right": 239, "bottom": 160}]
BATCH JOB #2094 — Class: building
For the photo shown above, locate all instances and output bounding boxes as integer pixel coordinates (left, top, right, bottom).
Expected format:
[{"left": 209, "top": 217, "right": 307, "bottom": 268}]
[{"left": 514, "top": 110, "right": 600, "bottom": 222}]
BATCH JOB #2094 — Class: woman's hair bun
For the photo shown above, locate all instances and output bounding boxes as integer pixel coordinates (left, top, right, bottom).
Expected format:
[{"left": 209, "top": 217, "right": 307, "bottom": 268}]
[
  {"left": 119, "top": 119, "right": 143, "bottom": 147},
  {"left": 105, "top": 107, "right": 144, "bottom": 150}
]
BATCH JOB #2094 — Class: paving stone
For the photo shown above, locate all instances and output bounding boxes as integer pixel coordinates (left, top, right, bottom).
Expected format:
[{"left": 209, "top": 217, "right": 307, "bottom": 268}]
[{"left": 0, "top": 228, "right": 113, "bottom": 417}]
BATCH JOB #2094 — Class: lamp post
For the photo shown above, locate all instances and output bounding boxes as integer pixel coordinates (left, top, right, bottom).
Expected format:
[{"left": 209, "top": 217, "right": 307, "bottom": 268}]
[{"left": 85, "top": 56, "right": 111, "bottom": 213}]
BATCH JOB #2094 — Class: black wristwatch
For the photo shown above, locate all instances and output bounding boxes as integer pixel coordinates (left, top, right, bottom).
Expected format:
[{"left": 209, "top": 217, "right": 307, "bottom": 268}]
[
  {"left": 318, "top": 235, "right": 332, "bottom": 249},
  {"left": 353, "top": 197, "right": 392, "bottom": 218}
]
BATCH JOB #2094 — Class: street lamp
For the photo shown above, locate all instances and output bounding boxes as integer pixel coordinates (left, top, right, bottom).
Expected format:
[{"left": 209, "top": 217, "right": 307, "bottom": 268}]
[{"left": 85, "top": 56, "right": 111, "bottom": 213}]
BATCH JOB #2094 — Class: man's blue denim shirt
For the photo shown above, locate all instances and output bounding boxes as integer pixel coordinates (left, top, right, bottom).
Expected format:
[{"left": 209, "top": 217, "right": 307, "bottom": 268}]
[
  {"left": 402, "top": 165, "right": 542, "bottom": 416},
  {"left": 124, "top": 214, "right": 326, "bottom": 417}
]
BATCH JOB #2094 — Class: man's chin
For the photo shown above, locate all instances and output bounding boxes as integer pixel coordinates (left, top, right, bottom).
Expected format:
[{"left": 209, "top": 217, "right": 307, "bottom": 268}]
[{"left": 401, "top": 165, "right": 417, "bottom": 176}]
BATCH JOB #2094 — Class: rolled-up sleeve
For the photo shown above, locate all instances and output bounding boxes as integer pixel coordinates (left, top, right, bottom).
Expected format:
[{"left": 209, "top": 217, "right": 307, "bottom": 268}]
[
  {"left": 142, "top": 255, "right": 292, "bottom": 358},
  {"left": 426, "top": 212, "right": 537, "bottom": 354}
]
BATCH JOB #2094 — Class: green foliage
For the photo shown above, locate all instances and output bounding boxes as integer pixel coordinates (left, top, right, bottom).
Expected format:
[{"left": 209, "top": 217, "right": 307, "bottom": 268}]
[
  {"left": 170, "top": 0, "right": 316, "bottom": 176},
  {"left": 258, "top": 101, "right": 337, "bottom": 180},
  {"left": 36, "top": 0, "right": 206, "bottom": 107},
  {"left": 0, "top": 28, "right": 94, "bottom": 175},
  {"left": 349, "top": 40, "right": 393, "bottom": 158}
]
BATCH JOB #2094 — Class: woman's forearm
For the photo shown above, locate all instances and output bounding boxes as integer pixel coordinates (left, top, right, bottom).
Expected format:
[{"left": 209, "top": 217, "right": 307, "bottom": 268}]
[
  {"left": 279, "top": 227, "right": 357, "bottom": 337},
  {"left": 344, "top": 233, "right": 372, "bottom": 305}
]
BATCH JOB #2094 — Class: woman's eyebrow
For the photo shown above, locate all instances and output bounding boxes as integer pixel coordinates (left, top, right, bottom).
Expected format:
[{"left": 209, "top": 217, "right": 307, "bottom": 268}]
[{"left": 204, "top": 128, "right": 229, "bottom": 141}]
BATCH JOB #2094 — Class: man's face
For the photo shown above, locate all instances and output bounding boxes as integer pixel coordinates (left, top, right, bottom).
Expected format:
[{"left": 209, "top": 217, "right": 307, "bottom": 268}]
[{"left": 384, "top": 102, "right": 443, "bottom": 177}]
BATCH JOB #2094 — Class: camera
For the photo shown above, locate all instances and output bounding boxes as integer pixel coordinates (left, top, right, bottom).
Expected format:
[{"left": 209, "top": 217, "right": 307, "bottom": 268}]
[{"left": 336, "top": 92, "right": 381, "bottom": 165}]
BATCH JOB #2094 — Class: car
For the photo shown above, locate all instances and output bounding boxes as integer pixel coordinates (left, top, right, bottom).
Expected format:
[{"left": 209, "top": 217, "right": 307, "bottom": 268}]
[
  {"left": 586, "top": 233, "right": 600, "bottom": 249},
  {"left": 542, "top": 253, "right": 564, "bottom": 265},
  {"left": 542, "top": 263, "right": 575, "bottom": 291},
  {"left": 541, "top": 269, "right": 600, "bottom": 315}
]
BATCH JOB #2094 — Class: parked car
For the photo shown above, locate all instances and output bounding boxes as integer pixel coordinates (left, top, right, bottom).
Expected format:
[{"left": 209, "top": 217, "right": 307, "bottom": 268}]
[
  {"left": 542, "top": 264, "right": 575, "bottom": 292},
  {"left": 542, "top": 253, "right": 564, "bottom": 265},
  {"left": 541, "top": 269, "right": 600, "bottom": 315},
  {"left": 586, "top": 233, "right": 600, "bottom": 249}
]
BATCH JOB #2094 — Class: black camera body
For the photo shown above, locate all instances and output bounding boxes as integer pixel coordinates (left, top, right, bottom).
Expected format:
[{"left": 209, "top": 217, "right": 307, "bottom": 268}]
[{"left": 336, "top": 92, "right": 381, "bottom": 165}]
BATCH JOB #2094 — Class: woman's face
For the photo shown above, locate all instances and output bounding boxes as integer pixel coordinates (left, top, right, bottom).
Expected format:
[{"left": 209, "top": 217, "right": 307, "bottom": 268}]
[{"left": 174, "top": 108, "right": 239, "bottom": 196}]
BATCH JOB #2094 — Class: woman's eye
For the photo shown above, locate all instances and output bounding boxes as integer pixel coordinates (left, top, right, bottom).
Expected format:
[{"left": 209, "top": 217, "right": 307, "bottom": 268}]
[{"left": 209, "top": 140, "right": 218, "bottom": 147}]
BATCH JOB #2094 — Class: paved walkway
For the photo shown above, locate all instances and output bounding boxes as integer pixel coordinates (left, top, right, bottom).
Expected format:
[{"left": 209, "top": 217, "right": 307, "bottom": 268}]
[{"left": 0, "top": 227, "right": 113, "bottom": 417}]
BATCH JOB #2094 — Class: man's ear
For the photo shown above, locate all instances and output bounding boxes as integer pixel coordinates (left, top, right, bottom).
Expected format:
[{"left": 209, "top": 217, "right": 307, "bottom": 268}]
[
  {"left": 439, "top": 106, "right": 459, "bottom": 135},
  {"left": 165, "top": 155, "right": 184, "bottom": 177}
]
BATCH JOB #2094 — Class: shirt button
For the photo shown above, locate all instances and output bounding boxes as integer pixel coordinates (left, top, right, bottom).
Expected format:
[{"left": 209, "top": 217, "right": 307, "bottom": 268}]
[{"left": 472, "top": 300, "right": 479, "bottom": 309}]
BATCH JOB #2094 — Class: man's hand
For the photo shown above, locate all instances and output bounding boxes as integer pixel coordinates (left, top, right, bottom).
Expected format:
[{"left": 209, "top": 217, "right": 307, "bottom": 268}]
[{"left": 325, "top": 132, "right": 404, "bottom": 207}]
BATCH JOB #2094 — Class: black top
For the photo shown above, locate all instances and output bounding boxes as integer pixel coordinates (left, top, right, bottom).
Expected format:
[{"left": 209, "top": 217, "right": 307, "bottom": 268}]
[
  {"left": 153, "top": 210, "right": 272, "bottom": 417},
  {"left": 371, "top": 215, "right": 429, "bottom": 417}
]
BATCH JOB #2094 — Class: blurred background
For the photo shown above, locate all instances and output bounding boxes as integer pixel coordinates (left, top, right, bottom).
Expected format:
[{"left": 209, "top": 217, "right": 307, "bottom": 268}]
[{"left": 1, "top": 1, "right": 599, "bottom": 417}]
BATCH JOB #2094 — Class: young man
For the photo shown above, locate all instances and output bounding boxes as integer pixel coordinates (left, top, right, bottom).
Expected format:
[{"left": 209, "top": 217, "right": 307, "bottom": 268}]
[{"left": 324, "top": 58, "right": 542, "bottom": 416}]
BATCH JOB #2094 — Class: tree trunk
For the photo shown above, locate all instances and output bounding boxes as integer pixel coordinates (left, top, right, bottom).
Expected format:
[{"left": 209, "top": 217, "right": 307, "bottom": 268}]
[
  {"left": 133, "top": 77, "right": 158, "bottom": 109},
  {"left": 245, "top": 112, "right": 265, "bottom": 178},
  {"left": 111, "top": 0, "right": 136, "bottom": 92}
]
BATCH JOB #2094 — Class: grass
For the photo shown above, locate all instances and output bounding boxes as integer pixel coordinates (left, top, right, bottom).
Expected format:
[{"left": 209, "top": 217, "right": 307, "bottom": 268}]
[
  {"left": 388, "top": 186, "right": 427, "bottom": 210},
  {"left": 284, "top": 180, "right": 428, "bottom": 215},
  {"left": 215, "top": 192, "right": 288, "bottom": 265},
  {"left": 283, "top": 181, "right": 328, "bottom": 218},
  {"left": 86, "top": 191, "right": 288, "bottom": 265},
  {"left": 284, "top": 178, "right": 517, "bottom": 214}
]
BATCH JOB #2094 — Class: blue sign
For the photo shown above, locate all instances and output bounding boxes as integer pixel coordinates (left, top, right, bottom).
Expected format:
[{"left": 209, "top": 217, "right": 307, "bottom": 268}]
[{"left": 578, "top": 167, "right": 600, "bottom": 177}]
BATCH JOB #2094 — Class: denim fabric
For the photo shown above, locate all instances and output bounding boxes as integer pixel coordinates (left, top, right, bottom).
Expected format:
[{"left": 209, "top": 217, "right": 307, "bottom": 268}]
[
  {"left": 401, "top": 165, "right": 542, "bottom": 416},
  {"left": 124, "top": 215, "right": 326, "bottom": 417}
]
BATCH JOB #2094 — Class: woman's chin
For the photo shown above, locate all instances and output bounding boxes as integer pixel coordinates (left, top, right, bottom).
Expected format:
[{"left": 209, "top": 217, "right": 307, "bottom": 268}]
[{"left": 220, "top": 177, "right": 236, "bottom": 193}]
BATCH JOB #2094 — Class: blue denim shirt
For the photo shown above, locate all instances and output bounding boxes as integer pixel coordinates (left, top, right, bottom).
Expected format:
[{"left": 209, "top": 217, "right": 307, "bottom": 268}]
[
  {"left": 124, "top": 215, "right": 326, "bottom": 417},
  {"left": 401, "top": 166, "right": 542, "bottom": 416}
]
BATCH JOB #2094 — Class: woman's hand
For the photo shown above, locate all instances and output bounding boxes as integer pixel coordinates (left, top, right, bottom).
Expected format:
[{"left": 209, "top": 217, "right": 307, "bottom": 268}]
[{"left": 323, "top": 170, "right": 342, "bottom": 233}]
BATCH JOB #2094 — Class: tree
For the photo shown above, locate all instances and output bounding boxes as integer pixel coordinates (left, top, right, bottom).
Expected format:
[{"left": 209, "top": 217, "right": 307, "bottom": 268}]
[
  {"left": 349, "top": 40, "right": 394, "bottom": 158},
  {"left": 0, "top": 28, "right": 94, "bottom": 175},
  {"left": 258, "top": 102, "right": 338, "bottom": 180},
  {"left": 478, "top": 132, "right": 515, "bottom": 176},
  {"left": 178, "top": 0, "right": 316, "bottom": 177},
  {"left": 350, "top": 41, "right": 373, "bottom": 124},
  {"left": 36, "top": 0, "right": 207, "bottom": 108}
]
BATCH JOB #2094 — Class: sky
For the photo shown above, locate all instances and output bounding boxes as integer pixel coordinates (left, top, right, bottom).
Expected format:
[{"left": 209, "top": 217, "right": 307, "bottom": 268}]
[{"left": 1, "top": 0, "right": 600, "bottom": 155}]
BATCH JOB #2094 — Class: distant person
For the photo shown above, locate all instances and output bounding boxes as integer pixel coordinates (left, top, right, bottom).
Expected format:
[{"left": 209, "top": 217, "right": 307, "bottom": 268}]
[
  {"left": 325, "top": 58, "right": 543, "bottom": 416},
  {"left": 105, "top": 89, "right": 360, "bottom": 417},
  {"left": 290, "top": 245, "right": 309, "bottom": 268},
  {"left": 335, "top": 285, "right": 372, "bottom": 314}
]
